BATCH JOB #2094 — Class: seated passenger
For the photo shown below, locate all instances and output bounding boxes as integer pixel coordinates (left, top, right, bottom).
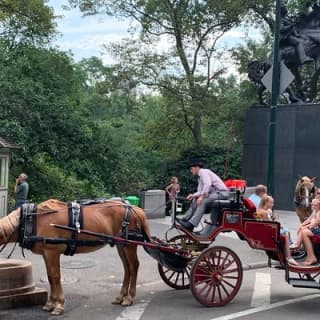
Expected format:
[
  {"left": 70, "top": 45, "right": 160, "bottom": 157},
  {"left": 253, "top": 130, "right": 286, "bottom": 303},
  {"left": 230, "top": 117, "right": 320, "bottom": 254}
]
[
  {"left": 177, "top": 161, "right": 229, "bottom": 232},
  {"left": 256, "top": 195, "right": 298, "bottom": 265},
  {"left": 289, "top": 198, "right": 320, "bottom": 250},
  {"left": 249, "top": 184, "right": 267, "bottom": 209},
  {"left": 300, "top": 198, "right": 320, "bottom": 266}
]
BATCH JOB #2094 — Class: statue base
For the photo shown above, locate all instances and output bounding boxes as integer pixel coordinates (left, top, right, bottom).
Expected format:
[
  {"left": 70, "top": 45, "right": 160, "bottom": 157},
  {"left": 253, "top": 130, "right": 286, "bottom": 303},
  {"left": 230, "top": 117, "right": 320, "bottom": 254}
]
[
  {"left": 243, "top": 103, "right": 320, "bottom": 210},
  {"left": 0, "top": 259, "right": 47, "bottom": 310}
]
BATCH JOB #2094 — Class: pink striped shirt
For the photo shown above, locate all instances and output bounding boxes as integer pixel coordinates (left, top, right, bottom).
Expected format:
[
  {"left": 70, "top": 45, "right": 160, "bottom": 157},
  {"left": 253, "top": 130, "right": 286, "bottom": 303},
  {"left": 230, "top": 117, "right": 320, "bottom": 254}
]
[{"left": 193, "top": 169, "right": 228, "bottom": 197}]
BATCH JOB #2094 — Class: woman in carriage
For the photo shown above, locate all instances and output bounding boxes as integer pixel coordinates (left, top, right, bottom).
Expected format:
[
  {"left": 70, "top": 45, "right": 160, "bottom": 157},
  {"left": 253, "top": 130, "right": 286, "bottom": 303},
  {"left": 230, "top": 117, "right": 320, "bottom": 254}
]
[
  {"left": 299, "top": 198, "right": 320, "bottom": 265},
  {"left": 256, "top": 195, "right": 298, "bottom": 265}
]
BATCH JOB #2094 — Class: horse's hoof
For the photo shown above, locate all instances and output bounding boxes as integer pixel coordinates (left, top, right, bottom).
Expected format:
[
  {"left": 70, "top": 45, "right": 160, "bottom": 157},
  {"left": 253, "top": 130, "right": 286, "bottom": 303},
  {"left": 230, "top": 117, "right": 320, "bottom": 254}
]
[
  {"left": 121, "top": 297, "right": 133, "bottom": 306},
  {"left": 43, "top": 302, "right": 54, "bottom": 312},
  {"left": 112, "top": 296, "right": 123, "bottom": 305},
  {"left": 51, "top": 307, "right": 64, "bottom": 316}
]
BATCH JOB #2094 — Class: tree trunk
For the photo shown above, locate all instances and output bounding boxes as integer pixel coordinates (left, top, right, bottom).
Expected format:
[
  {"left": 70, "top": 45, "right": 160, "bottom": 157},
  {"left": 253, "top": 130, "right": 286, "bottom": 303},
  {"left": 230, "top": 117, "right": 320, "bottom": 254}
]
[{"left": 192, "top": 110, "right": 202, "bottom": 145}]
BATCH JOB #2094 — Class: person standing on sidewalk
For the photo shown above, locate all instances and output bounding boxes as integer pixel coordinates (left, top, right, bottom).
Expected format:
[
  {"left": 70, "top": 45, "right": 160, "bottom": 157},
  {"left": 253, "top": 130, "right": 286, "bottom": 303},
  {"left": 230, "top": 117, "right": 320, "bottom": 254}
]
[
  {"left": 165, "top": 176, "right": 180, "bottom": 201},
  {"left": 13, "top": 173, "right": 29, "bottom": 209}
]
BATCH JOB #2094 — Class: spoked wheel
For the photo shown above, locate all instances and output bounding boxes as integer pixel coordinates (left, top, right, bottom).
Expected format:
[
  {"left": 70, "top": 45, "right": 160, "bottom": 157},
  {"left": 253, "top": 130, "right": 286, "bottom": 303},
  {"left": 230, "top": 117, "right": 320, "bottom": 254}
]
[
  {"left": 158, "top": 234, "right": 205, "bottom": 290},
  {"left": 190, "top": 246, "right": 243, "bottom": 307},
  {"left": 298, "top": 271, "right": 320, "bottom": 281}
]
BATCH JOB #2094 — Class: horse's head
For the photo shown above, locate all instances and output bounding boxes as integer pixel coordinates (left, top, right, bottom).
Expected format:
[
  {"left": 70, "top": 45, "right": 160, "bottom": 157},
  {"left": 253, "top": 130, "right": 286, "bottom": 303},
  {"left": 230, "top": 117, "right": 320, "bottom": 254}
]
[{"left": 294, "top": 176, "right": 316, "bottom": 208}]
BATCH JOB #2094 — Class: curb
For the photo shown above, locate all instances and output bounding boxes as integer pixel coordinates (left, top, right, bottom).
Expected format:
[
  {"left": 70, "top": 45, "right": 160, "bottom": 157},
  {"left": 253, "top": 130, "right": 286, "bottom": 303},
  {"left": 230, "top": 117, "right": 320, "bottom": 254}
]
[{"left": 243, "top": 261, "right": 268, "bottom": 271}]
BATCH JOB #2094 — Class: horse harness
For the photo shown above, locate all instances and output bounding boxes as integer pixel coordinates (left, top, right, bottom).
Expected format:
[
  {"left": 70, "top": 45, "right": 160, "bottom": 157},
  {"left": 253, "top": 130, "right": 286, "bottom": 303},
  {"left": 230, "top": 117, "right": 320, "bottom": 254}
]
[{"left": 18, "top": 200, "right": 145, "bottom": 256}]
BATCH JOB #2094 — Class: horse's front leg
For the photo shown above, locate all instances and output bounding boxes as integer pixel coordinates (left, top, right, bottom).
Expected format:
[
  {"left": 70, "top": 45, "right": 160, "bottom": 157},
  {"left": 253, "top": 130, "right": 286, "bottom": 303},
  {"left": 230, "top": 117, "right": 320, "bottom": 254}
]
[
  {"left": 42, "top": 249, "right": 65, "bottom": 315},
  {"left": 112, "top": 245, "right": 130, "bottom": 305}
]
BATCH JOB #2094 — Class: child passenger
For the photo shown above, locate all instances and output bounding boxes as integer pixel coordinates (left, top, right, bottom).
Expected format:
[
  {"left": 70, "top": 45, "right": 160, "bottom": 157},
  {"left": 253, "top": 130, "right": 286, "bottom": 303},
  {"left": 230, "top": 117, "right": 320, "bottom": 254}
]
[{"left": 256, "top": 195, "right": 298, "bottom": 265}]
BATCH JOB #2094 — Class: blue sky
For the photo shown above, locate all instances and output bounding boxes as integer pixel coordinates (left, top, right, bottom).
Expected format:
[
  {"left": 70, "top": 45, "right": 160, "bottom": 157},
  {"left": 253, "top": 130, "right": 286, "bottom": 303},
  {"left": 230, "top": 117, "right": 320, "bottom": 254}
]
[
  {"left": 48, "top": 0, "right": 261, "bottom": 69},
  {"left": 48, "top": 0, "right": 132, "bottom": 63}
]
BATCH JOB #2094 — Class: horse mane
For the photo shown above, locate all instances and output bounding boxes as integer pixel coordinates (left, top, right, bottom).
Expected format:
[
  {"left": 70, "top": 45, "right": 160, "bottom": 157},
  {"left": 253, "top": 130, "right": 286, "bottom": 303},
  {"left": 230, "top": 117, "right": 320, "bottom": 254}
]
[{"left": 37, "top": 199, "right": 67, "bottom": 214}]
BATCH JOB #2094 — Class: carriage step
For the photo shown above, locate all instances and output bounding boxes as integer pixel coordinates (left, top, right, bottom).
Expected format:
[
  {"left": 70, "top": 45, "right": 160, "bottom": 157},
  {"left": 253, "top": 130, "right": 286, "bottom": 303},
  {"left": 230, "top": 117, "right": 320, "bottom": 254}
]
[{"left": 288, "top": 278, "right": 320, "bottom": 289}]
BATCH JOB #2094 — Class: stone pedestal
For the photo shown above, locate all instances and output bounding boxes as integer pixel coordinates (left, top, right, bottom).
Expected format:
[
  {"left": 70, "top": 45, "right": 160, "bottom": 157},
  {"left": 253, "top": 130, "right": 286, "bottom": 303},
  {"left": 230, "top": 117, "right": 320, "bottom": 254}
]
[
  {"left": 140, "top": 190, "right": 166, "bottom": 219},
  {"left": 243, "top": 104, "right": 320, "bottom": 210},
  {"left": 0, "top": 259, "right": 47, "bottom": 310}
]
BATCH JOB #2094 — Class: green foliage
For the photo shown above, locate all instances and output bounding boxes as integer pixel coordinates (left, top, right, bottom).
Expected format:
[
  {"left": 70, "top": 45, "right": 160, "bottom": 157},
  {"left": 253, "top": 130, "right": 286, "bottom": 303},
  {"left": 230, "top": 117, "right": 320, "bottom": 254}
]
[
  {"left": 0, "top": 0, "right": 56, "bottom": 47},
  {"left": 1, "top": 0, "right": 282, "bottom": 206},
  {"left": 69, "top": 0, "right": 260, "bottom": 145},
  {"left": 161, "top": 145, "right": 242, "bottom": 197}
]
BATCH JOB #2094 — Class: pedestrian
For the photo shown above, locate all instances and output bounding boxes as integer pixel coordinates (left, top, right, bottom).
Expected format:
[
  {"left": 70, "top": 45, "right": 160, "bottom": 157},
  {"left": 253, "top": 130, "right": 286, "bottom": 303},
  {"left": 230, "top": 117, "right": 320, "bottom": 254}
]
[
  {"left": 177, "top": 161, "right": 228, "bottom": 232},
  {"left": 13, "top": 173, "right": 29, "bottom": 209},
  {"left": 165, "top": 176, "right": 180, "bottom": 201}
]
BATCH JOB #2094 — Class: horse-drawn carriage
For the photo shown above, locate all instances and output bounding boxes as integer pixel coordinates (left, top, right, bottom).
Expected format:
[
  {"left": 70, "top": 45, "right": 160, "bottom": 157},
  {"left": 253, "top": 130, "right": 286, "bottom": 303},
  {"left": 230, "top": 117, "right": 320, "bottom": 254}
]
[
  {"left": 150, "top": 179, "right": 320, "bottom": 307},
  {"left": 1, "top": 179, "right": 320, "bottom": 315}
]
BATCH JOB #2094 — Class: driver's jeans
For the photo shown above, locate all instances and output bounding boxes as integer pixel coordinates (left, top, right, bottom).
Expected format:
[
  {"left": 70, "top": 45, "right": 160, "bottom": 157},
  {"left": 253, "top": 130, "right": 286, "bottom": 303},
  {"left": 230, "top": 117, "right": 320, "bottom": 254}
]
[{"left": 182, "top": 191, "right": 229, "bottom": 227}]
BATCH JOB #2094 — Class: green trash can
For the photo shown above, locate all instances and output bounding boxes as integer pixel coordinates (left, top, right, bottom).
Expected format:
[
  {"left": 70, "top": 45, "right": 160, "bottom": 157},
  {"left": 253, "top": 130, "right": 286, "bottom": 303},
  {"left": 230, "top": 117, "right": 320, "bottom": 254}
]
[{"left": 125, "top": 196, "right": 140, "bottom": 206}]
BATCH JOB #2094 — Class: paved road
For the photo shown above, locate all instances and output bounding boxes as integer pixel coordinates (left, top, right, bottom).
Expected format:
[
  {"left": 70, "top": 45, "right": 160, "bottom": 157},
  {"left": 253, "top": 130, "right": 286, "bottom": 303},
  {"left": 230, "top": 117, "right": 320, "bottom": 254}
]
[{"left": 1, "top": 211, "right": 320, "bottom": 319}]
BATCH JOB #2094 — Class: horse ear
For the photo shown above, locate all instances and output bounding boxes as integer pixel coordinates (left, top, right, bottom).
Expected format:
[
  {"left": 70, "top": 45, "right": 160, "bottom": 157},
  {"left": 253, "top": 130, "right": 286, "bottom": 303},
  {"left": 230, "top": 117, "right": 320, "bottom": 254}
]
[{"left": 311, "top": 177, "right": 317, "bottom": 182}]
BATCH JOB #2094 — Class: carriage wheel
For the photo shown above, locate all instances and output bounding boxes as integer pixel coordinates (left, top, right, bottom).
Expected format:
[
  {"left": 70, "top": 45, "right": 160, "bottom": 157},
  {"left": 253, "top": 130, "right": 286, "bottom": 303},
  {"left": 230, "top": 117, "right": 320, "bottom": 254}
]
[
  {"left": 298, "top": 271, "right": 320, "bottom": 281},
  {"left": 190, "top": 246, "right": 243, "bottom": 307},
  {"left": 158, "top": 234, "right": 200, "bottom": 290}
]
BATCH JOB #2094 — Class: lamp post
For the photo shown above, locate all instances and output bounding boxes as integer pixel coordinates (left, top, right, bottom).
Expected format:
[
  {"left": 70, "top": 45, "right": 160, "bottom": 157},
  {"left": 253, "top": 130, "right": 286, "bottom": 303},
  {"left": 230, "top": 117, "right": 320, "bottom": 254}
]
[{"left": 267, "top": 0, "right": 281, "bottom": 196}]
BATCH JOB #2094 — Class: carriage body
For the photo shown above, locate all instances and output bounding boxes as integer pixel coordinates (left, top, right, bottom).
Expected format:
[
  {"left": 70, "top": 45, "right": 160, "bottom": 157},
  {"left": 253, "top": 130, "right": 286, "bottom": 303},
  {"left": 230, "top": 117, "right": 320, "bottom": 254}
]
[{"left": 157, "top": 179, "right": 320, "bottom": 307}]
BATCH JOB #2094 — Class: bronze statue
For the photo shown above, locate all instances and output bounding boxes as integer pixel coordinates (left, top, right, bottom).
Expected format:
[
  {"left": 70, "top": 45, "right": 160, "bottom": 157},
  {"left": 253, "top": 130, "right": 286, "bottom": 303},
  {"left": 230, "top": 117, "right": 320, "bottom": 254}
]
[
  {"left": 248, "top": 2, "right": 320, "bottom": 104},
  {"left": 279, "top": 5, "right": 313, "bottom": 65}
]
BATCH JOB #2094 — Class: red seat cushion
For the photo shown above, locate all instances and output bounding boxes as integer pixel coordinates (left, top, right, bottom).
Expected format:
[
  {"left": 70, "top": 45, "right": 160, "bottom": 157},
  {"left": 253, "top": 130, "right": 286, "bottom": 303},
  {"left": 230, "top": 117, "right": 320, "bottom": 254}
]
[
  {"left": 311, "top": 235, "right": 320, "bottom": 244},
  {"left": 242, "top": 198, "right": 256, "bottom": 218}
]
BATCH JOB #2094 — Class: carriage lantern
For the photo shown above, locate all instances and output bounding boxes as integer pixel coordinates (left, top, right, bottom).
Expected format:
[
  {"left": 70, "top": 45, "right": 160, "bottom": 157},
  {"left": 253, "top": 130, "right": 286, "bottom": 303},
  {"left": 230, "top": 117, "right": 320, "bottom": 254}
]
[{"left": 224, "top": 179, "right": 247, "bottom": 202}]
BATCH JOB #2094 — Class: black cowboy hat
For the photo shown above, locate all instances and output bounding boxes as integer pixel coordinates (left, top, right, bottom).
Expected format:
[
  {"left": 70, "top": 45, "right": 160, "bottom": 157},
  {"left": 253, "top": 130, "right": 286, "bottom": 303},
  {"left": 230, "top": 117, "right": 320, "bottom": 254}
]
[{"left": 189, "top": 160, "right": 204, "bottom": 168}]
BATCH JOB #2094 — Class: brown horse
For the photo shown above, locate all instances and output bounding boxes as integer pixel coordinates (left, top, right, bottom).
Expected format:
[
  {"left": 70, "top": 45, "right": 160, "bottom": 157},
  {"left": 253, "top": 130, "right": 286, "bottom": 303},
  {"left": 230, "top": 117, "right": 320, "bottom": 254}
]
[
  {"left": 294, "top": 176, "right": 316, "bottom": 223},
  {"left": 0, "top": 199, "right": 151, "bottom": 315}
]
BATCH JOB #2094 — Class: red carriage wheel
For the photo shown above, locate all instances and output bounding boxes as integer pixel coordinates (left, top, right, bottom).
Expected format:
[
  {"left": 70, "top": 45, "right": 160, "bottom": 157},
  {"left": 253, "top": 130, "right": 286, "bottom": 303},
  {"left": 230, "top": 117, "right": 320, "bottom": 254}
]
[
  {"left": 190, "top": 246, "right": 243, "bottom": 307},
  {"left": 158, "top": 234, "right": 202, "bottom": 290}
]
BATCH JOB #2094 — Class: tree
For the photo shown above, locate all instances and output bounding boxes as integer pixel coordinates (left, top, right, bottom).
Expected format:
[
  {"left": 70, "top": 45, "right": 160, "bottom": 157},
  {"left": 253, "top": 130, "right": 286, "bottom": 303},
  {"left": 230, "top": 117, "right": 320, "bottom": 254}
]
[
  {"left": 68, "top": 0, "right": 259, "bottom": 145},
  {"left": 0, "top": 0, "right": 56, "bottom": 48}
]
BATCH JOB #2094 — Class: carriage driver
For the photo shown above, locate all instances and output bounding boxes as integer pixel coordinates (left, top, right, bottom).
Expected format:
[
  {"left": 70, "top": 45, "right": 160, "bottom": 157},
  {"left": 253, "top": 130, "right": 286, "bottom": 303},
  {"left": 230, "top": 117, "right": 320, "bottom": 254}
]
[{"left": 177, "top": 161, "right": 229, "bottom": 232}]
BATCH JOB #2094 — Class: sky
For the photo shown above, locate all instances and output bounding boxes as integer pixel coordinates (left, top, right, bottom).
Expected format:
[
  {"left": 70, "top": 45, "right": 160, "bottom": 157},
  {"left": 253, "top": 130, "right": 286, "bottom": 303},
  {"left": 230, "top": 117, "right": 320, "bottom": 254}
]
[
  {"left": 47, "top": 0, "right": 132, "bottom": 64},
  {"left": 47, "top": 0, "right": 262, "bottom": 70}
]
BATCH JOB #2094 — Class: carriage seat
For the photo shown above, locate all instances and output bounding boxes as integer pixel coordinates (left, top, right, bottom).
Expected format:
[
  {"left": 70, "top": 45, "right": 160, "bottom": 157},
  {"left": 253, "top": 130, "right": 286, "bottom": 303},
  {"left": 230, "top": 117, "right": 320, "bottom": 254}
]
[
  {"left": 311, "top": 235, "right": 320, "bottom": 245},
  {"left": 242, "top": 198, "right": 256, "bottom": 219},
  {"left": 206, "top": 199, "right": 241, "bottom": 226}
]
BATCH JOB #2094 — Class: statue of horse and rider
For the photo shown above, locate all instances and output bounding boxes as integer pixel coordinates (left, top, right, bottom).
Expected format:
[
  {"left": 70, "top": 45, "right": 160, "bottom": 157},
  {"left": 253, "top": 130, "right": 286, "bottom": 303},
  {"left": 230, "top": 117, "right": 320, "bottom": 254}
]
[{"left": 248, "top": 3, "right": 320, "bottom": 104}]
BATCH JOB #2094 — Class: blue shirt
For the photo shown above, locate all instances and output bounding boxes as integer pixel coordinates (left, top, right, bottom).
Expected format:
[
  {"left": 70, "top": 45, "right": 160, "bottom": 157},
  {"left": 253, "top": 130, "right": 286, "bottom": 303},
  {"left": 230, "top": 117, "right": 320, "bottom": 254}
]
[{"left": 248, "top": 193, "right": 261, "bottom": 209}]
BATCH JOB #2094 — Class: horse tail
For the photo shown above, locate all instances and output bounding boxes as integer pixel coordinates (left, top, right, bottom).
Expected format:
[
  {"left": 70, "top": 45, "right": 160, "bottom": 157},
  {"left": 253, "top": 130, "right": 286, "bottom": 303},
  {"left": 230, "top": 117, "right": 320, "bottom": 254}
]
[
  {"left": 141, "top": 213, "right": 152, "bottom": 242},
  {"left": 132, "top": 207, "right": 152, "bottom": 242}
]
